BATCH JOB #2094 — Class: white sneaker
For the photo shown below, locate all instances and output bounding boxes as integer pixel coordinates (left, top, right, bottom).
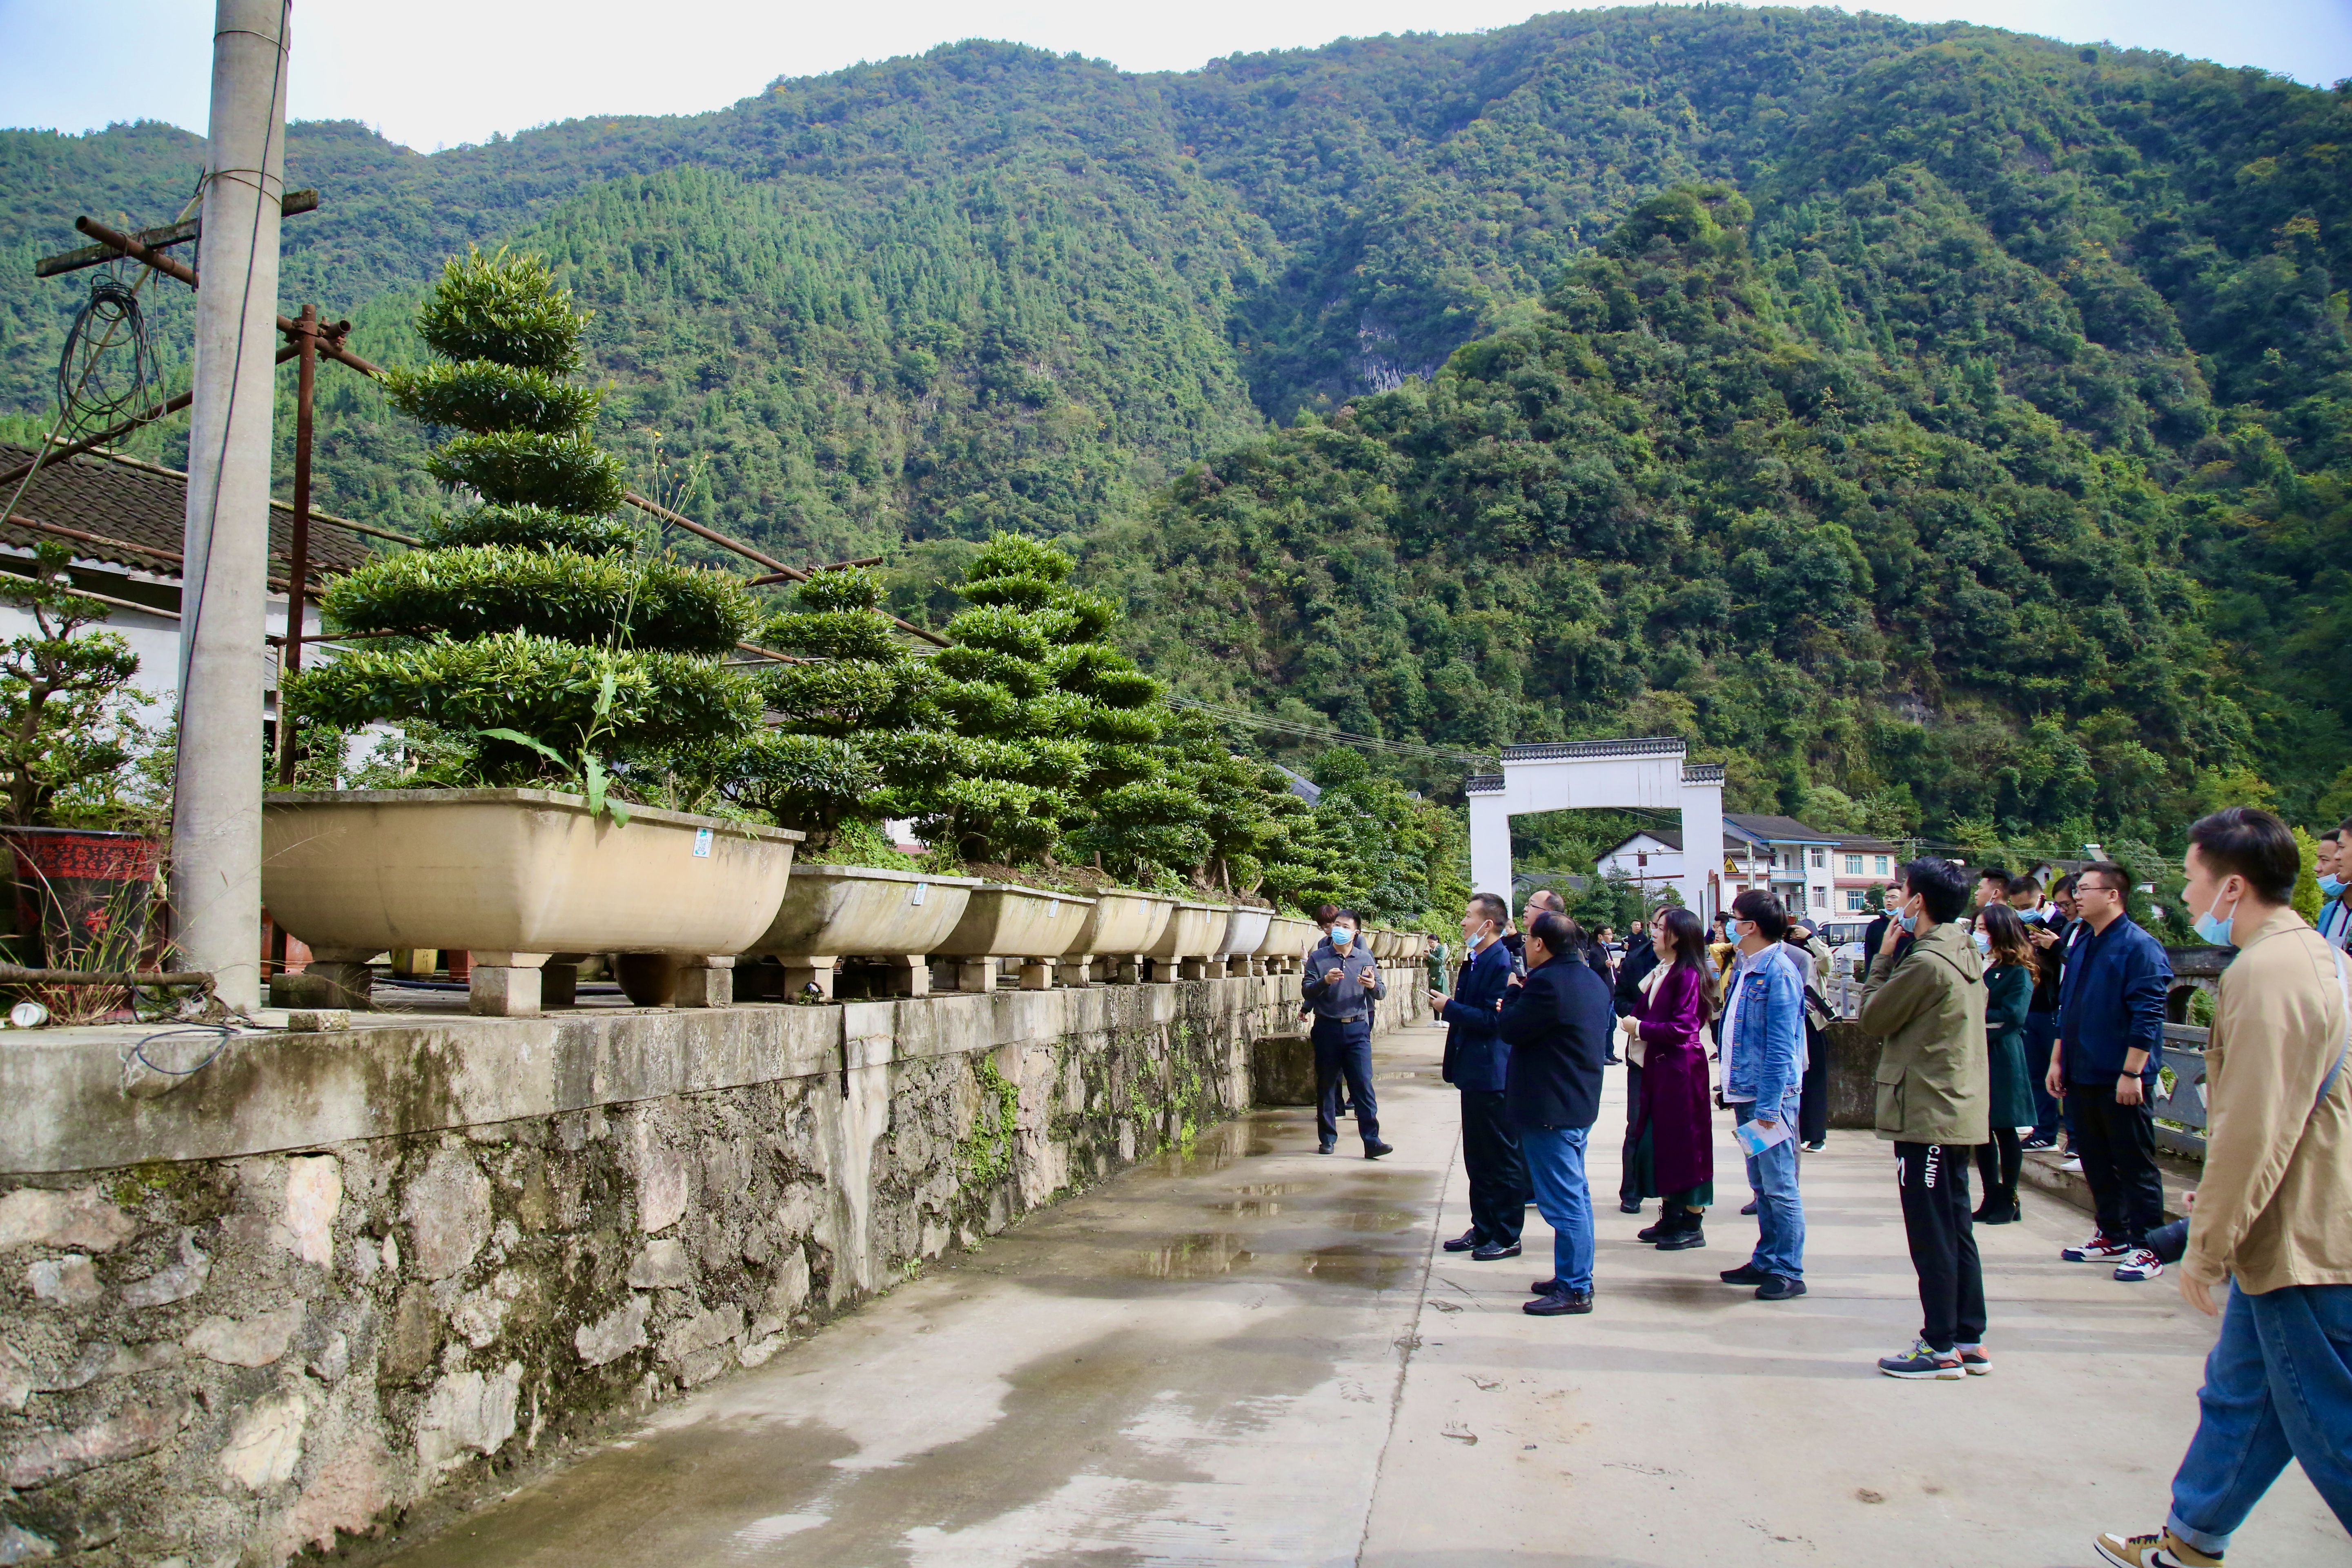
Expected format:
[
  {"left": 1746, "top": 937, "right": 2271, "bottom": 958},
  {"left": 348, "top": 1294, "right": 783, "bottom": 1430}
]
[
  {"left": 2112, "top": 1247, "right": 2165, "bottom": 1282},
  {"left": 2058, "top": 1156, "right": 2083, "bottom": 1173},
  {"left": 2062, "top": 1232, "right": 2129, "bottom": 1262}
]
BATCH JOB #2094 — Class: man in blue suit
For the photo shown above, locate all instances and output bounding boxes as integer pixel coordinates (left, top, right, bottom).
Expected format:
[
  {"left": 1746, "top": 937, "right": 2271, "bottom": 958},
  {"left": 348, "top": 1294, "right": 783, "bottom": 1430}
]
[{"left": 1430, "top": 892, "right": 1528, "bottom": 1258}]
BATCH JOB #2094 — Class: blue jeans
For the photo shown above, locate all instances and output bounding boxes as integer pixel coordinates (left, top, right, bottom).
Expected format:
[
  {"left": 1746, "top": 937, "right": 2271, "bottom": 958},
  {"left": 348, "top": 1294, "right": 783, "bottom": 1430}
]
[
  {"left": 1737, "top": 1096, "right": 1805, "bottom": 1281},
  {"left": 1521, "top": 1125, "right": 1595, "bottom": 1294},
  {"left": 2022, "top": 1011, "right": 2062, "bottom": 1142},
  {"left": 2168, "top": 1281, "right": 2352, "bottom": 1553}
]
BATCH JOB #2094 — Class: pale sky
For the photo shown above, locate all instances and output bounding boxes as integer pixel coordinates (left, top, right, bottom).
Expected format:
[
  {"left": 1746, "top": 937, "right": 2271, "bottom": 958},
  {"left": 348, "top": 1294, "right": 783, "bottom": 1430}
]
[{"left": 2, "top": 0, "right": 2346, "bottom": 151}]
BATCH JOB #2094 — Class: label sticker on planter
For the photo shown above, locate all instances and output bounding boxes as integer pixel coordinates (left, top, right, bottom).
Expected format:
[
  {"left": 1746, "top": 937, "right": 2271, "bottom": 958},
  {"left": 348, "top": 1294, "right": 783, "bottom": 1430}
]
[
  {"left": 911, "top": 882, "right": 928, "bottom": 906},
  {"left": 1047, "top": 898, "right": 1060, "bottom": 917},
  {"left": 693, "top": 828, "right": 713, "bottom": 858}
]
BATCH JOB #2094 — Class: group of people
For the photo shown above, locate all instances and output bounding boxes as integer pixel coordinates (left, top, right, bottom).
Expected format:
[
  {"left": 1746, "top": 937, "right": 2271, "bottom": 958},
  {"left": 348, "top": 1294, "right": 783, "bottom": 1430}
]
[{"left": 1420, "top": 808, "right": 2348, "bottom": 1565}]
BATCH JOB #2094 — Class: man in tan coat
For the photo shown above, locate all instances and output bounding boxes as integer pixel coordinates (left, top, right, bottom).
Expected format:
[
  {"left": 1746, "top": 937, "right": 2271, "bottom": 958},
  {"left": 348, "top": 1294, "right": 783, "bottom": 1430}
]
[
  {"left": 2097, "top": 807, "right": 2352, "bottom": 1568},
  {"left": 1857, "top": 856, "right": 1989, "bottom": 1379}
]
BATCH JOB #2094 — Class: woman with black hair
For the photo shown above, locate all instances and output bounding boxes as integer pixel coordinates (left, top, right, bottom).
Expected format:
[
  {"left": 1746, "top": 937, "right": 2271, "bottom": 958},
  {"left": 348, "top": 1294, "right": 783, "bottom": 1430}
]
[
  {"left": 1619, "top": 905, "right": 1717, "bottom": 1249},
  {"left": 1974, "top": 901, "right": 2037, "bottom": 1223}
]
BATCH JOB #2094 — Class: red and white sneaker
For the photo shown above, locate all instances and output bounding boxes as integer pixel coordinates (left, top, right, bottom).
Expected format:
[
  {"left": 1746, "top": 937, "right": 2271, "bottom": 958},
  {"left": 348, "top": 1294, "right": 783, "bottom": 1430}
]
[
  {"left": 2112, "top": 1247, "right": 2165, "bottom": 1282},
  {"left": 2062, "top": 1232, "right": 2129, "bottom": 1262}
]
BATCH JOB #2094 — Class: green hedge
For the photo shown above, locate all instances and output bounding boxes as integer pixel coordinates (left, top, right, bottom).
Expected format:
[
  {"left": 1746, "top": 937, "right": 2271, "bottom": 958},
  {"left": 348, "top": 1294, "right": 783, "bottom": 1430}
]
[
  {"left": 323, "top": 546, "right": 757, "bottom": 654},
  {"left": 383, "top": 360, "right": 604, "bottom": 436},
  {"left": 427, "top": 431, "right": 629, "bottom": 515},
  {"left": 416, "top": 503, "right": 638, "bottom": 557}
]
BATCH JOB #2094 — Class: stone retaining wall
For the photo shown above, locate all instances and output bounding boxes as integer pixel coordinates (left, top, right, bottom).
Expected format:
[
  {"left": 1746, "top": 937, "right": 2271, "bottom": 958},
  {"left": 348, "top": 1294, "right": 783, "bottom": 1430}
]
[{"left": 0, "top": 969, "right": 1429, "bottom": 1564}]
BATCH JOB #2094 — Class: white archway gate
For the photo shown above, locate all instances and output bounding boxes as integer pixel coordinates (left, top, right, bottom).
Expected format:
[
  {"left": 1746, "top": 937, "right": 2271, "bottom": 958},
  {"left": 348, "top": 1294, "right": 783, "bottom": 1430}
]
[{"left": 1466, "top": 738, "right": 1725, "bottom": 923}]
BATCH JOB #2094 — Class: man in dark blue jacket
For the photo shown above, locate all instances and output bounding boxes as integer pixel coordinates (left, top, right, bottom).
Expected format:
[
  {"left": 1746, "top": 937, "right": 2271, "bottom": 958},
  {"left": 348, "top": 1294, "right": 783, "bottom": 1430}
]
[
  {"left": 1303, "top": 910, "right": 1392, "bottom": 1159},
  {"left": 1430, "top": 892, "right": 1527, "bottom": 1259},
  {"left": 2047, "top": 861, "right": 2175, "bottom": 1279},
  {"left": 1501, "top": 911, "right": 1614, "bottom": 1317}
]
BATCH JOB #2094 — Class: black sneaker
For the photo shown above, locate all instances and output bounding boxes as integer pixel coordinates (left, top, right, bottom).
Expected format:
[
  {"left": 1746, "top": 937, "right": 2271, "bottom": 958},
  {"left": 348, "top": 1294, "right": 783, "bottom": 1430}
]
[
  {"left": 1363, "top": 1140, "right": 1394, "bottom": 1160},
  {"left": 1618, "top": 1199, "right": 1642, "bottom": 1214},
  {"left": 1655, "top": 1221, "right": 1706, "bottom": 1252},
  {"left": 1754, "top": 1274, "right": 1806, "bottom": 1301},
  {"left": 1524, "top": 1287, "right": 1594, "bottom": 1316},
  {"left": 1719, "top": 1262, "right": 1771, "bottom": 1286},
  {"left": 1529, "top": 1276, "right": 1561, "bottom": 1294},
  {"left": 1442, "top": 1229, "right": 1483, "bottom": 1252},
  {"left": 2020, "top": 1136, "right": 2057, "bottom": 1152},
  {"left": 1317, "top": 1140, "right": 1335, "bottom": 1155},
  {"left": 1471, "top": 1241, "right": 1523, "bottom": 1261},
  {"left": 1800, "top": 1138, "right": 1825, "bottom": 1153}
]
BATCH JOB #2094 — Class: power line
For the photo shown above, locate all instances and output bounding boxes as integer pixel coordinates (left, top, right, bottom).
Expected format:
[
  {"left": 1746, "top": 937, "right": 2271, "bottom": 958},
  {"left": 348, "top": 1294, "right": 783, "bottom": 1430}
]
[{"left": 1165, "top": 696, "right": 1500, "bottom": 766}]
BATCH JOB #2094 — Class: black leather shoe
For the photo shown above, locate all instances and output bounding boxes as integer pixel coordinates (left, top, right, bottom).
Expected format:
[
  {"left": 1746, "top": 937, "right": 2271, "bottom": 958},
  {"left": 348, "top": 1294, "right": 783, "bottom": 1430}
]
[
  {"left": 1755, "top": 1274, "right": 1807, "bottom": 1301},
  {"left": 1602, "top": 1052, "right": 1621, "bottom": 1065},
  {"left": 1363, "top": 1140, "right": 1394, "bottom": 1160},
  {"left": 1471, "top": 1241, "right": 1522, "bottom": 1261},
  {"left": 1317, "top": 1141, "right": 1335, "bottom": 1155},
  {"left": 1740, "top": 1200, "right": 1760, "bottom": 1216},
  {"left": 1655, "top": 1222, "right": 1705, "bottom": 1251},
  {"left": 1719, "top": 1262, "right": 1771, "bottom": 1285},
  {"left": 1523, "top": 1287, "right": 1594, "bottom": 1316},
  {"left": 1529, "top": 1276, "right": 1561, "bottom": 1294},
  {"left": 1636, "top": 1212, "right": 1680, "bottom": 1243},
  {"left": 1619, "top": 1199, "right": 1642, "bottom": 1214},
  {"left": 1442, "top": 1229, "right": 1483, "bottom": 1252}
]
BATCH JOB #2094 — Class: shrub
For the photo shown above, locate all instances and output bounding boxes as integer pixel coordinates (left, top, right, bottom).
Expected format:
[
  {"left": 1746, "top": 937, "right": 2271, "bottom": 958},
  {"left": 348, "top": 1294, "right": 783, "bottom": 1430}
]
[
  {"left": 416, "top": 503, "right": 638, "bottom": 557},
  {"left": 323, "top": 546, "right": 758, "bottom": 654}
]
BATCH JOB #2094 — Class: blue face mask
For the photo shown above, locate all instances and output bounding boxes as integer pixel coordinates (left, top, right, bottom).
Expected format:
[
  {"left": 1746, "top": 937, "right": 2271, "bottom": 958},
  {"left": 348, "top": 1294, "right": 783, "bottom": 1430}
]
[
  {"left": 2192, "top": 888, "right": 2240, "bottom": 949},
  {"left": 1331, "top": 927, "right": 1354, "bottom": 948},
  {"left": 1971, "top": 930, "right": 1991, "bottom": 956},
  {"left": 1897, "top": 908, "right": 1919, "bottom": 935},
  {"left": 2321, "top": 874, "right": 2347, "bottom": 898},
  {"left": 2017, "top": 906, "right": 2045, "bottom": 924}
]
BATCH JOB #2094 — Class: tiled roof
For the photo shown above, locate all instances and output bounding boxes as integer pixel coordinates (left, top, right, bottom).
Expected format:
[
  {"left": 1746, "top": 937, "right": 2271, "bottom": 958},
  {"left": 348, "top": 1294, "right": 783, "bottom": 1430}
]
[
  {"left": 0, "top": 441, "right": 377, "bottom": 581},
  {"left": 1724, "top": 813, "right": 1839, "bottom": 845},
  {"left": 1606, "top": 828, "right": 1683, "bottom": 852},
  {"left": 1502, "top": 737, "right": 1685, "bottom": 762}
]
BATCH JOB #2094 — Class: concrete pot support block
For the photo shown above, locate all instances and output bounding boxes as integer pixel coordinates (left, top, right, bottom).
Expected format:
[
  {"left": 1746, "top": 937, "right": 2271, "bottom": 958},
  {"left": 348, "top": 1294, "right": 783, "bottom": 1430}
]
[{"left": 1145, "top": 902, "right": 1228, "bottom": 983}]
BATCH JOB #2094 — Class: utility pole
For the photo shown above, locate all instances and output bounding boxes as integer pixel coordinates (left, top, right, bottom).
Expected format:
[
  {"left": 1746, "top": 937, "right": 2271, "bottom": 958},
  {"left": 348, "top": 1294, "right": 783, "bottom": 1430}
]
[{"left": 176, "top": 0, "right": 290, "bottom": 1015}]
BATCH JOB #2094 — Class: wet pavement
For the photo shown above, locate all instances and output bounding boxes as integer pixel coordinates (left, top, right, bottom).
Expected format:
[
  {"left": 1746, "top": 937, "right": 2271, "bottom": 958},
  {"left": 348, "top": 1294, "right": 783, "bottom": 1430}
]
[{"left": 376, "top": 1024, "right": 2345, "bottom": 1567}]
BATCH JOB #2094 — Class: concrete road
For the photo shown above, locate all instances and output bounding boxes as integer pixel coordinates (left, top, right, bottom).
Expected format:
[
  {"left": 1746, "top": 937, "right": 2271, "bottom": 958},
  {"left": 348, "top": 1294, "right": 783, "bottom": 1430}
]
[{"left": 377, "top": 1023, "right": 2344, "bottom": 1567}]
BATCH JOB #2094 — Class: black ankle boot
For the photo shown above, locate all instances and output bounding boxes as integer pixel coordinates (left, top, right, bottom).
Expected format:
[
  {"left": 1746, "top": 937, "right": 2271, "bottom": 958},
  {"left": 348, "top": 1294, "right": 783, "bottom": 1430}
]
[
  {"left": 1975, "top": 1191, "right": 2023, "bottom": 1224},
  {"left": 1637, "top": 1208, "right": 1679, "bottom": 1243},
  {"left": 1656, "top": 1209, "right": 1707, "bottom": 1250}
]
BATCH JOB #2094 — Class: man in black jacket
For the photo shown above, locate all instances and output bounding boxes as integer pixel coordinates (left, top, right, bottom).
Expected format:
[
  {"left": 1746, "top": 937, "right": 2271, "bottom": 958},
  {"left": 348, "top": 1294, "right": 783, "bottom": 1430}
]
[
  {"left": 1431, "top": 892, "right": 1527, "bottom": 1258},
  {"left": 1502, "top": 911, "right": 1614, "bottom": 1317}
]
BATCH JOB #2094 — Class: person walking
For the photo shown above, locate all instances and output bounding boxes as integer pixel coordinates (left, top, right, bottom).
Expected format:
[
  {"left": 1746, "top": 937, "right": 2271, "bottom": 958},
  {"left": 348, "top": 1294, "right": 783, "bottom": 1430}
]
[
  {"left": 1617, "top": 906, "right": 1717, "bottom": 1252},
  {"left": 1503, "top": 911, "right": 1613, "bottom": 1318},
  {"left": 1973, "top": 902, "right": 2036, "bottom": 1225},
  {"left": 1613, "top": 920, "right": 1662, "bottom": 1214},
  {"left": 1716, "top": 890, "right": 1809, "bottom": 1301},
  {"left": 1431, "top": 893, "right": 1526, "bottom": 1260},
  {"left": 2047, "top": 862, "right": 2175, "bottom": 1283},
  {"left": 1859, "top": 856, "right": 1990, "bottom": 1379},
  {"left": 2094, "top": 807, "right": 2352, "bottom": 1567},
  {"left": 1302, "top": 910, "right": 1392, "bottom": 1159},
  {"left": 2017, "top": 873, "right": 2073, "bottom": 1151}
]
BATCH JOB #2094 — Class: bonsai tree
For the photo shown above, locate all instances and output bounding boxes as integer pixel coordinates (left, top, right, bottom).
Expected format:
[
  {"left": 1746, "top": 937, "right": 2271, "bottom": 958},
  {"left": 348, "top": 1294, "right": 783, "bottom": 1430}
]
[
  {"left": 0, "top": 543, "right": 147, "bottom": 828},
  {"left": 285, "top": 249, "right": 760, "bottom": 803}
]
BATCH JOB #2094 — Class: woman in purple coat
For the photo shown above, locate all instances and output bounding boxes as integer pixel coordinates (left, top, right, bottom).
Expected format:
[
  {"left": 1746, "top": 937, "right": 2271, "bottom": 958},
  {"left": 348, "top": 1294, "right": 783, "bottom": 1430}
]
[{"left": 1618, "top": 906, "right": 1718, "bottom": 1250}]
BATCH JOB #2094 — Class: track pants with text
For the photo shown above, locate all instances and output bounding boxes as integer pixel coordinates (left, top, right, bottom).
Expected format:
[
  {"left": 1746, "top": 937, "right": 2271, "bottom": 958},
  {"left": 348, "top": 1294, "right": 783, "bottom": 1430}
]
[{"left": 1896, "top": 1141, "right": 1985, "bottom": 1352}]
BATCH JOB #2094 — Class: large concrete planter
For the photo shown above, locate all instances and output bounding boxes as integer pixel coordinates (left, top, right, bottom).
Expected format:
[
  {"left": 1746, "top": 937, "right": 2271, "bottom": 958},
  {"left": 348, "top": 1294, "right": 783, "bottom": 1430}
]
[
  {"left": 748, "top": 863, "right": 980, "bottom": 1000},
  {"left": 1211, "top": 905, "right": 1272, "bottom": 977},
  {"left": 933, "top": 883, "right": 1096, "bottom": 992},
  {"left": 1071, "top": 890, "right": 1175, "bottom": 986},
  {"left": 1146, "top": 901, "right": 1227, "bottom": 982},
  {"left": 262, "top": 789, "right": 801, "bottom": 1016},
  {"left": 1256, "top": 914, "right": 1314, "bottom": 973}
]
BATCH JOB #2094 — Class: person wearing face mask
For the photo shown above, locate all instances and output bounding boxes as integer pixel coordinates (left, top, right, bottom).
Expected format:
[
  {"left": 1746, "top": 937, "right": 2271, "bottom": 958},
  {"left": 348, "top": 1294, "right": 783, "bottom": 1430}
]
[
  {"left": 2047, "top": 862, "right": 2176, "bottom": 1283},
  {"left": 2315, "top": 829, "right": 2352, "bottom": 953},
  {"left": 2011, "top": 874, "right": 2071, "bottom": 1151},
  {"left": 1303, "top": 910, "right": 1392, "bottom": 1159},
  {"left": 1858, "top": 857, "right": 1991, "bottom": 1378},
  {"left": 2092, "top": 807, "right": 2352, "bottom": 1568},
  {"left": 1431, "top": 893, "right": 1528, "bottom": 1258},
  {"left": 1972, "top": 902, "right": 2037, "bottom": 1224},
  {"left": 1716, "top": 891, "right": 1810, "bottom": 1300}
]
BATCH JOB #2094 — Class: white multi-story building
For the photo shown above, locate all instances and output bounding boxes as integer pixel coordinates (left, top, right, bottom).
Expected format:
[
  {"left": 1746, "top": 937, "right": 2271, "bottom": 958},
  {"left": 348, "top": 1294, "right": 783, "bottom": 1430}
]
[{"left": 1720, "top": 813, "right": 1840, "bottom": 917}]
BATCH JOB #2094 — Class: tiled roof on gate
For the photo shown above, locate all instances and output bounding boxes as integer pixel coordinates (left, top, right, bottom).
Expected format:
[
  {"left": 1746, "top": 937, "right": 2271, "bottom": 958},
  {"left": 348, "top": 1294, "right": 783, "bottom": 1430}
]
[{"left": 0, "top": 441, "right": 377, "bottom": 581}]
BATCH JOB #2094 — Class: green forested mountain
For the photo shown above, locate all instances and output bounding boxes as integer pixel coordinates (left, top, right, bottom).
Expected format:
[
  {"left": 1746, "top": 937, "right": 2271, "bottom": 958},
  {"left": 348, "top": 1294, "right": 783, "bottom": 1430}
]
[{"left": 2, "top": 8, "right": 2347, "bottom": 850}]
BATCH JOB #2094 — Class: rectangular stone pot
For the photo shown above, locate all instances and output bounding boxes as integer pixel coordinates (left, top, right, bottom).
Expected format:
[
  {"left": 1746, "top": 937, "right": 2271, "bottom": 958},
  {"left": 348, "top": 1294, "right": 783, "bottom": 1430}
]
[
  {"left": 262, "top": 789, "right": 801, "bottom": 1017},
  {"left": 1146, "top": 901, "right": 1228, "bottom": 982},
  {"left": 1255, "top": 914, "right": 1313, "bottom": 974},
  {"left": 933, "top": 883, "right": 1097, "bottom": 992},
  {"left": 1069, "top": 889, "right": 1175, "bottom": 987},
  {"left": 747, "top": 863, "right": 980, "bottom": 1000},
  {"left": 1207, "top": 905, "right": 1272, "bottom": 978}
]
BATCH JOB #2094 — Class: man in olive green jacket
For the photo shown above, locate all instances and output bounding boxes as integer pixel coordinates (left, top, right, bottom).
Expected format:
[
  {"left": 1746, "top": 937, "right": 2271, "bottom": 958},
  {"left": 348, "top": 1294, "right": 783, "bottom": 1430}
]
[
  {"left": 1856, "top": 857, "right": 1989, "bottom": 1379},
  {"left": 2096, "top": 808, "right": 2352, "bottom": 1568}
]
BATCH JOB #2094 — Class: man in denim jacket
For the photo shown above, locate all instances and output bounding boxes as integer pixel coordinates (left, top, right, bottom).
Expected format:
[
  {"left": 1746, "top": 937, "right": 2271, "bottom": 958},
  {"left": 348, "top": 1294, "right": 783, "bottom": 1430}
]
[{"left": 1718, "top": 889, "right": 1809, "bottom": 1301}]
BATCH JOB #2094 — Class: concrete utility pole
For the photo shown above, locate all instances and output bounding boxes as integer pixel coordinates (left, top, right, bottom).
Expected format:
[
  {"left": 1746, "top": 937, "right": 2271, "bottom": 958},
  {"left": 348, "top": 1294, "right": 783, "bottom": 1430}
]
[{"left": 175, "top": 0, "right": 291, "bottom": 1015}]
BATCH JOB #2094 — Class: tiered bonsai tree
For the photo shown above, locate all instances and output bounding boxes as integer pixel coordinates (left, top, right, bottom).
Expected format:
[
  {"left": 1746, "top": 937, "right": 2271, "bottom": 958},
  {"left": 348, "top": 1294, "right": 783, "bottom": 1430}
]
[{"left": 285, "top": 249, "right": 761, "bottom": 805}]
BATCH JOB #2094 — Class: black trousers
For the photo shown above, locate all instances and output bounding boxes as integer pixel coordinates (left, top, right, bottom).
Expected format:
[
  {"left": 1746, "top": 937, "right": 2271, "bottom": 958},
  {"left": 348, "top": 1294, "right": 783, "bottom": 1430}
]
[
  {"left": 1619, "top": 1059, "right": 1647, "bottom": 1205},
  {"left": 1314, "top": 1019, "right": 1378, "bottom": 1146},
  {"left": 1799, "top": 1027, "right": 1829, "bottom": 1144},
  {"left": 1460, "top": 1089, "right": 1529, "bottom": 1245},
  {"left": 1895, "top": 1142, "right": 1986, "bottom": 1352},
  {"left": 2067, "top": 1080, "right": 2166, "bottom": 1245},
  {"left": 1974, "top": 1126, "right": 2021, "bottom": 1202}
]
